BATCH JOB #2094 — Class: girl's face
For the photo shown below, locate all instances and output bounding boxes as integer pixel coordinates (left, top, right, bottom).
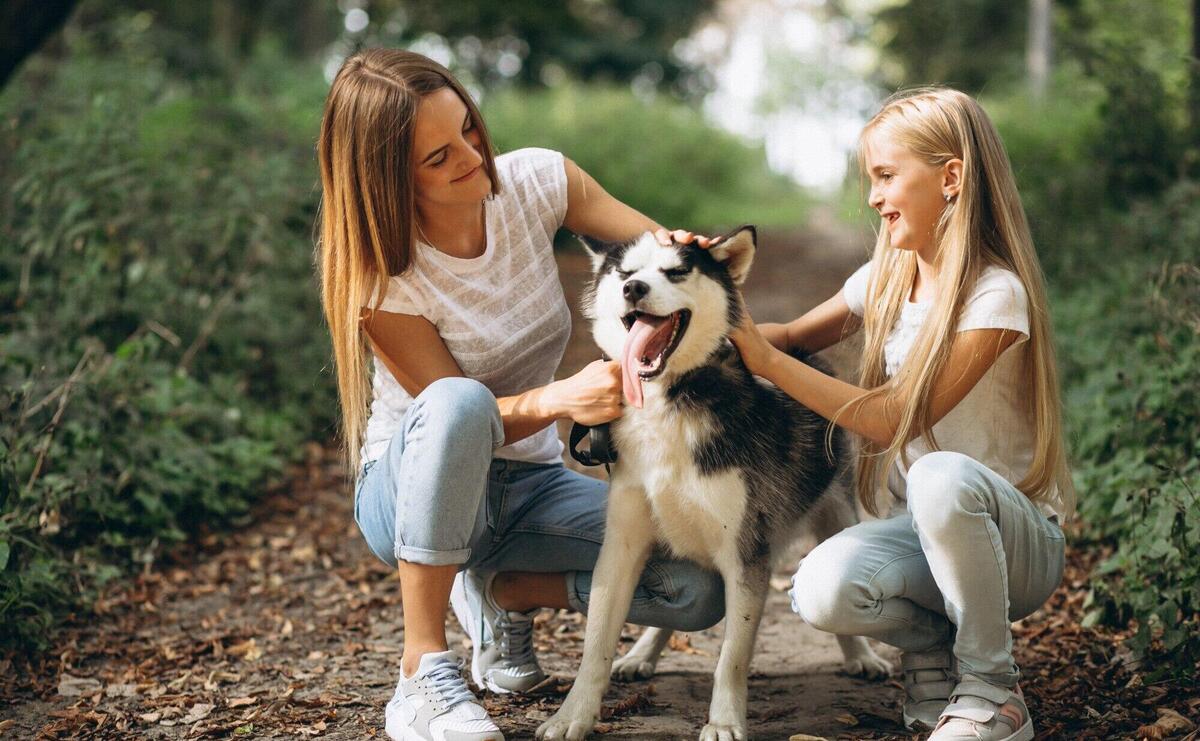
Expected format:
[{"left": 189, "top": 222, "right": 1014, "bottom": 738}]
[
  {"left": 411, "top": 87, "right": 492, "bottom": 210},
  {"left": 862, "top": 130, "right": 952, "bottom": 256}
]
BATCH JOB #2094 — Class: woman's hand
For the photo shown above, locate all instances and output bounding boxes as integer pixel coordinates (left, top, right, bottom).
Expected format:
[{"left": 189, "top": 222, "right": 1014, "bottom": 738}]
[
  {"left": 543, "top": 359, "right": 624, "bottom": 426},
  {"left": 654, "top": 228, "right": 722, "bottom": 248},
  {"left": 729, "top": 307, "right": 782, "bottom": 377}
]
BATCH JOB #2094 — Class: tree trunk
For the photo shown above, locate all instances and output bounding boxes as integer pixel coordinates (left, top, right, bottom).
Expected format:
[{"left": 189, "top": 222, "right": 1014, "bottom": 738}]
[
  {"left": 0, "top": 0, "right": 79, "bottom": 89},
  {"left": 1027, "top": 0, "right": 1053, "bottom": 100},
  {"left": 1191, "top": 0, "right": 1199, "bottom": 149}
]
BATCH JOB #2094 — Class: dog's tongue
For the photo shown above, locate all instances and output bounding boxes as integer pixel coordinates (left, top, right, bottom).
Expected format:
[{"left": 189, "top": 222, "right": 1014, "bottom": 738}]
[{"left": 621, "top": 314, "right": 672, "bottom": 408}]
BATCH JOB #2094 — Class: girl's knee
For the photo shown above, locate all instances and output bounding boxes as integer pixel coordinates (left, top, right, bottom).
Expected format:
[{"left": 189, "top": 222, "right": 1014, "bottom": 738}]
[
  {"left": 790, "top": 542, "right": 869, "bottom": 633},
  {"left": 906, "top": 451, "right": 987, "bottom": 527}
]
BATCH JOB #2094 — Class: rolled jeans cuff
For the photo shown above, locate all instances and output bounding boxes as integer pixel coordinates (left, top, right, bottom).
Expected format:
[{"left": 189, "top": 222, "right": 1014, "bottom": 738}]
[
  {"left": 396, "top": 543, "right": 472, "bottom": 566},
  {"left": 565, "top": 570, "right": 588, "bottom": 614}
]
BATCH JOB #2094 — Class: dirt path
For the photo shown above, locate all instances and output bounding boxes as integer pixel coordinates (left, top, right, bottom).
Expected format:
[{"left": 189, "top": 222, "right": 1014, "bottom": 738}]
[{"left": 4, "top": 219, "right": 919, "bottom": 740}]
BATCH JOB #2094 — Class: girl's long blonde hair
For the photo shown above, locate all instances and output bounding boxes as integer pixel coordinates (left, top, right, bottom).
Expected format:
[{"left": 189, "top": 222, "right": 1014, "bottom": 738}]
[
  {"left": 316, "top": 49, "right": 499, "bottom": 475},
  {"left": 844, "top": 87, "right": 1074, "bottom": 517}
]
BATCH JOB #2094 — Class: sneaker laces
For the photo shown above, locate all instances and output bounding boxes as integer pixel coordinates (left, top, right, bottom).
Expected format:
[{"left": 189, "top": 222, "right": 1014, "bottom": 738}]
[
  {"left": 495, "top": 611, "right": 536, "bottom": 668},
  {"left": 425, "top": 658, "right": 476, "bottom": 708}
]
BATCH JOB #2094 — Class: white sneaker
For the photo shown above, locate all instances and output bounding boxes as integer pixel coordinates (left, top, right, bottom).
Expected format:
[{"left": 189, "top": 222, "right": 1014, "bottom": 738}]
[
  {"left": 931, "top": 676, "right": 1033, "bottom": 741},
  {"left": 901, "top": 646, "right": 957, "bottom": 731},
  {"left": 384, "top": 650, "right": 504, "bottom": 741},
  {"left": 450, "top": 570, "right": 546, "bottom": 693}
]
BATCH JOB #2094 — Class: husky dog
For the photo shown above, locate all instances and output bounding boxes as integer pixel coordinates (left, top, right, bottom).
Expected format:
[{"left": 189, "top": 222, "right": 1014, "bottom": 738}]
[{"left": 536, "top": 227, "right": 890, "bottom": 741}]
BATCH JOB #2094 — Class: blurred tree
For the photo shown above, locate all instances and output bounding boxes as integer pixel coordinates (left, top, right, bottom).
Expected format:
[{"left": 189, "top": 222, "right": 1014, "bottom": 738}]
[
  {"left": 871, "top": 0, "right": 1027, "bottom": 91},
  {"left": 1027, "top": 0, "right": 1052, "bottom": 98},
  {"left": 0, "top": 0, "right": 78, "bottom": 88},
  {"left": 361, "top": 0, "right": 717, "bottom": 92},
  {"left": 1191, "top": 0, "right": 1199, "bottom": 159}
]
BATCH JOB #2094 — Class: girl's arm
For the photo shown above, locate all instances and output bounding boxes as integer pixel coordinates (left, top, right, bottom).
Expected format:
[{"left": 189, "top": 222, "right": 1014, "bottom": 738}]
[
  {"left": 730, "top": 312, "right": 1021, "bottom": 445},
  {"left": 757, "top": 291, "right": 863, "bottom": 354},
  {"left": 361, "top": 310, "right": 622, "bottom": 445}
]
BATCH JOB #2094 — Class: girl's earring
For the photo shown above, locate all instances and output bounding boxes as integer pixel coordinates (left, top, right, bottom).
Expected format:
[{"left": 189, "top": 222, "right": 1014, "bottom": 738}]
[{"left": 944, "top": 193, "right": 952, "bottom": 203}]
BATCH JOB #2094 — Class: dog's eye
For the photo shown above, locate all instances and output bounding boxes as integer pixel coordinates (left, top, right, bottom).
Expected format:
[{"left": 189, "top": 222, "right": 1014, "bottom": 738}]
[
  {"left": 663, "top": 267, "right": 690, "bottom": 281},
  {"left": 616, "top": 269, "right": 634, "bottom": 280}
]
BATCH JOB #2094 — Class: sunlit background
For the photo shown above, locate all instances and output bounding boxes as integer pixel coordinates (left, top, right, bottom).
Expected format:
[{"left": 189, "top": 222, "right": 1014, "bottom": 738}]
[{"left": 2, "top": 0, "right": 1197, "bottom": 711}]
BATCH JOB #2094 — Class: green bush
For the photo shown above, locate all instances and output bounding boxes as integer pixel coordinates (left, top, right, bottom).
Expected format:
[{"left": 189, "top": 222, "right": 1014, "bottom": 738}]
[
  {"left": 0, "top": 20, "right": 334, "bottom": 650},
  {"left": 1053, "top": 181, "right": 1200, "bottom": 676},
  {"left": 482, "top": 83, "right": 809, "bottom": 231}
]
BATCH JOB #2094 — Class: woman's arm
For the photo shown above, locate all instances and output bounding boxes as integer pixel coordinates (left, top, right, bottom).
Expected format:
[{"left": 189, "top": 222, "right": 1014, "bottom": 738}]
[
  {"left": 758, "top": 291, "right": 863, "bottom": 354},
  {"left": 561, "top": 157, "right": 660, "bottom": 240},
  {"left": 361, "top": 309, "right": 622, "bottom": 445},
  {"left": 730, "top": 311, "right": 1021, "bottom": 445},
  {"left": 561, "top": 157, "right": 720, "bottom": 247}
]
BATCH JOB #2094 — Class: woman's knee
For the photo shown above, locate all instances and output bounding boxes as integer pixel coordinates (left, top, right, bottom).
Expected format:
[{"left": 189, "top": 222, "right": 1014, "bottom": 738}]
[
  {"left": 407, "top": 377, "right": 503, "bottom": 450},
  {"left": 641, "top": 561, "right": 725, "bottom": 632},
  {"left": 673, "top": 566, "right": 726, "bottom": 632}
]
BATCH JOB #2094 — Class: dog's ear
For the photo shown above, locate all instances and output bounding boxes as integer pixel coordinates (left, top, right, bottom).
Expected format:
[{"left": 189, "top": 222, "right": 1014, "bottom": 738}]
[
  {"left": 575, "top": 233, "right": 622, "bottom": 272},
  {"left": 708, "top": 225, "right": 756, "bottom": 285}
]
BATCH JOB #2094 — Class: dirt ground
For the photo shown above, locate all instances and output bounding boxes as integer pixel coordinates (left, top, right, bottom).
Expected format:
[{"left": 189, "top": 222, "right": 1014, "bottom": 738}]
[{"left": 4, "top": 219, "right": 1194, "bottom": 740}]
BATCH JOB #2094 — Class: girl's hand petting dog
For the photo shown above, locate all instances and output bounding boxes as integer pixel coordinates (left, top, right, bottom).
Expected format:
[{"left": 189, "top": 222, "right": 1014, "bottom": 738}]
[{"left": 729, "top": 307, "right": 781, "bottom": 377}]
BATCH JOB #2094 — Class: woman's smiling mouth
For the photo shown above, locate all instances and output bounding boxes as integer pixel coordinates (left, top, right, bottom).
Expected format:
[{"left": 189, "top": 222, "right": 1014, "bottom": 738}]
[{"left": 452, "top": 165, "right": 480, "bottom": 183}]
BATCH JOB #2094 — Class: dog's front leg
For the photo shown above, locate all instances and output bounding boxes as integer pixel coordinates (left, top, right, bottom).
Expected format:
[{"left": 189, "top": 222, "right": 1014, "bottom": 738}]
[
  {"left": 536, "top": 484, "right": 654, "bottom": 741},
  {"left": 702, "top": 556, "right": 769, "bottom": 741}
]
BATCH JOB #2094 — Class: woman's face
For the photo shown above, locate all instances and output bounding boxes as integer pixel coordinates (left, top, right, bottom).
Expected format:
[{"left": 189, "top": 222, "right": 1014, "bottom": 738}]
[
  {"left": 411, "top": 87, "right": 492, "bottom": 210},
  {"left": 862, "top": 130, "right": 948, "bottom": 256}
]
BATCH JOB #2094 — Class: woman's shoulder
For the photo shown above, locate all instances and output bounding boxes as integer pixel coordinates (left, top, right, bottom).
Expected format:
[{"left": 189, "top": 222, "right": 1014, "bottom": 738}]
[
  {"left": 494, "top": 147, "right": 565, "bottom": 185},
  {"left": 492, "top": 147, "right": 569, "bottom": 226}
]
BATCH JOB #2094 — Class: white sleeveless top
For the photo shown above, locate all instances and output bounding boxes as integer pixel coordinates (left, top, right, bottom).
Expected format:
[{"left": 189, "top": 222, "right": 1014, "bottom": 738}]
[
  {"left": 843, "top": 262, "right": 1065, "bottom": 521},
  {"left": 361, "top": 148, "right": 572, "bottom": 467}
]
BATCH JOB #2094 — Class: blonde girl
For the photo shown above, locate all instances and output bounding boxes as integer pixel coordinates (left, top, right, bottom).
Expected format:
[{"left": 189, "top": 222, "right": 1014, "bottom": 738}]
[
  {"left": 317, "top": 49, "right": 723, "bottom": 741},
  {"left": 729, "top": 87, "right": 1073, "bottom": 741}
]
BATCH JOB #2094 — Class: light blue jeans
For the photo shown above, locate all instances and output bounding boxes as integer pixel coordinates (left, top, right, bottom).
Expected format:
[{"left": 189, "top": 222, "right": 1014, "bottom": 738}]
[
  {"left": 790, "top": 451, "right": 1065, "bottom": 688},
  {"left": 354, "top": 376, "right": 725, "bottom": 632}
]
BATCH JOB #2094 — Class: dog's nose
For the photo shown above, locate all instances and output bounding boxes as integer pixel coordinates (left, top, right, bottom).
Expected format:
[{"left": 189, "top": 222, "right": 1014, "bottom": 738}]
[{"left": 623, "top": 280, "right": 649, "bottom": 302}]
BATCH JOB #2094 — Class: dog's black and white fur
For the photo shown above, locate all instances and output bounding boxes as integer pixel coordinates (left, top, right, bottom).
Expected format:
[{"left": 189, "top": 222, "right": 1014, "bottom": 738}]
[{"left": 536, "top": 227, "right": 890, "bottom": 741}]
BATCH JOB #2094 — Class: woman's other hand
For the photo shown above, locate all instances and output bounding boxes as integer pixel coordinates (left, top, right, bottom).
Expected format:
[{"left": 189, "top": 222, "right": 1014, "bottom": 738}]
[{"left": 544, "top": 359, "right": 624, "bottom": 426}]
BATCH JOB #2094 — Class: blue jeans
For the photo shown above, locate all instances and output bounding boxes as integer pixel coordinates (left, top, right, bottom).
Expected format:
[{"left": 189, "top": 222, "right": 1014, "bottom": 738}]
[
  {"left": 790, "top": 451, "right": 1066, "bottom": 687},
  {"left": 354, "top": 377, "right": 725, "bottom": 632}
]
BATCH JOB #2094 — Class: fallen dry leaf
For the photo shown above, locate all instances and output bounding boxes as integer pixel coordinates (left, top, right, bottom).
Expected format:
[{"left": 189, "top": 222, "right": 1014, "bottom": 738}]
[{"left": 57, "top": 674, "right": 102, "bottom": 697}]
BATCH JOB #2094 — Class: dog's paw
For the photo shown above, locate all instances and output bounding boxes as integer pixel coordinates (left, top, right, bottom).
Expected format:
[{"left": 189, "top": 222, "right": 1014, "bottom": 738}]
[
  {"left": 611, "top": 652, "right": 658, "bottom": 681},
  {"left": 698, "top": 722, "right": 747, "bottom": 741},
  {"left": 536, "top": 706, "right": 598, "bottom": 741},
  {"left": 842, "top": 645, "right": 893, "bottom": 679}
]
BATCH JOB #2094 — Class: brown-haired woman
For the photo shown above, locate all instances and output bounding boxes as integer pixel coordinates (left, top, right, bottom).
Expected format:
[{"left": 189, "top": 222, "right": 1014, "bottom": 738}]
[{"left": 317, "top": 49, "right": 723, "bottom": 741}]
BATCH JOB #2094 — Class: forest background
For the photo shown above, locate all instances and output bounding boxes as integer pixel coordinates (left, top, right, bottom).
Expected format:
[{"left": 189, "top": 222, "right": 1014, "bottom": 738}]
[{"left": 1, "top": 0, "right": 1197, "bottom": 688}]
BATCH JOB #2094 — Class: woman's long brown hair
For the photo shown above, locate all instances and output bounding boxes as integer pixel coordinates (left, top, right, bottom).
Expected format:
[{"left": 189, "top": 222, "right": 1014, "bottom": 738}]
[{"left": 316, "top": 49, "right": 499, "bottom": 476}]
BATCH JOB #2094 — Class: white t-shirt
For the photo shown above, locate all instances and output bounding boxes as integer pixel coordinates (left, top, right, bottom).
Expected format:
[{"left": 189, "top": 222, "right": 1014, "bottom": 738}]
[
  {"left": 843, "top": 262, "right": 1064, "bottom": 520},
  {"left": 361, "top": 147, "right": 573, "bottom": 467}
]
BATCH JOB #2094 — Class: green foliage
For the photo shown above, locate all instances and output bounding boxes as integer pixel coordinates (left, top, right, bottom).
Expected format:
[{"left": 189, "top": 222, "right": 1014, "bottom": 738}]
[
  {"left": 1053, "top": 181, "right": 1200, "bottom": 676},
  {"left": 0, "top": 18, "right": 334, "bottom": 650},
  {"left": 482, "top": 84, "right": 808, "bottom": 231},
  {"left": 348, "top": 0, "right": 717, "bottom": 94},
  {"left": 872, "top": 0, "right": 1028, "bottom": 91}
]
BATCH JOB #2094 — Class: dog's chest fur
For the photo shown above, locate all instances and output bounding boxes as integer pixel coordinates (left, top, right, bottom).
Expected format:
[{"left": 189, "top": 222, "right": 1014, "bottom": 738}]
[{"left": 611, "top": 391, "right": 745, "bottom": 568}]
